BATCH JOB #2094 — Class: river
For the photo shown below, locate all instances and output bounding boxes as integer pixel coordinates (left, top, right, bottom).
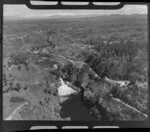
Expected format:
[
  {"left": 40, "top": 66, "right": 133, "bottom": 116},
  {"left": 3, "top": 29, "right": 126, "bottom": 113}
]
[{"left": 60, "top": 94, "right": 97, "bottom": 121}]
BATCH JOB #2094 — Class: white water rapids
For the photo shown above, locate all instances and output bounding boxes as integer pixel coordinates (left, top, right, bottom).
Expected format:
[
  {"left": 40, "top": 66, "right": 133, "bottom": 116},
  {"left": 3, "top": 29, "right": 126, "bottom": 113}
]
[{"left": 57, "top": 78, "right": 77, "bottom": 97}]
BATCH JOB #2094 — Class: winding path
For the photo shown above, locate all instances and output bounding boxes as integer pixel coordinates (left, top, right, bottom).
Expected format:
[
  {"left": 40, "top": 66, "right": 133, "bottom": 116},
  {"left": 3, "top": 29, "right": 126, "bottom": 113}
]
[
  {"left": 5, "top": 102, "right": 28, "bottom": 120},
  {"left": 112, "top": 97, "right": 148, "bottom": 118}
]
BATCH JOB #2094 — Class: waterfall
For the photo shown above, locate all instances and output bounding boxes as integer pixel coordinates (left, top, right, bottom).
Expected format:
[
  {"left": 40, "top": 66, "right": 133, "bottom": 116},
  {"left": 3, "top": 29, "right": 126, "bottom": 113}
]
[{"left": 58, "top": 78, "right": 77, "bottom": 97}]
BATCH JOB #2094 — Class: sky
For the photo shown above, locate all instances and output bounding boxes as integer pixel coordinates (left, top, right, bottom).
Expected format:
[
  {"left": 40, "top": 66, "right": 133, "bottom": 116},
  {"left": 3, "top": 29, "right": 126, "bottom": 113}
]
[{"left": 4, "top": 4, "right": 147, "bottom": 19}]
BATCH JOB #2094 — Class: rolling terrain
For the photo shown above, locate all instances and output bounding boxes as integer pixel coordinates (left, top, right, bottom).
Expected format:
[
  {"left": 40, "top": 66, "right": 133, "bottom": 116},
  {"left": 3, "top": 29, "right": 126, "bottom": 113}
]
[{"left": 3, "top": 14, "right": 148, "bottom": 121}]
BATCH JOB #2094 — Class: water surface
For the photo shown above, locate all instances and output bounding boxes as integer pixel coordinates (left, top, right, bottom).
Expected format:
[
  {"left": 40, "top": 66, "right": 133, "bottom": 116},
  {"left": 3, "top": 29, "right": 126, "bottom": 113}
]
[{"left": 60, "top": 94, "right": 97, "bottom": 121}]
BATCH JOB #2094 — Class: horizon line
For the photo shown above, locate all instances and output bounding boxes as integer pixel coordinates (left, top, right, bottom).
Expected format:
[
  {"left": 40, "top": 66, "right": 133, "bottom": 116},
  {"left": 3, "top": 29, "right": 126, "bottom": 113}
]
[{"left": 4, "top": 13, "right": 147, "bottom": 21}]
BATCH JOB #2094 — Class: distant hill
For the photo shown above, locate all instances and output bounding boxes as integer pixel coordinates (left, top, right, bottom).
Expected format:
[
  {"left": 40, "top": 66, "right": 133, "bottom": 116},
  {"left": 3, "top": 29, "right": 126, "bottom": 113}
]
[{"left": 4, "top": 14, "right": 147, "bottom": 25}]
